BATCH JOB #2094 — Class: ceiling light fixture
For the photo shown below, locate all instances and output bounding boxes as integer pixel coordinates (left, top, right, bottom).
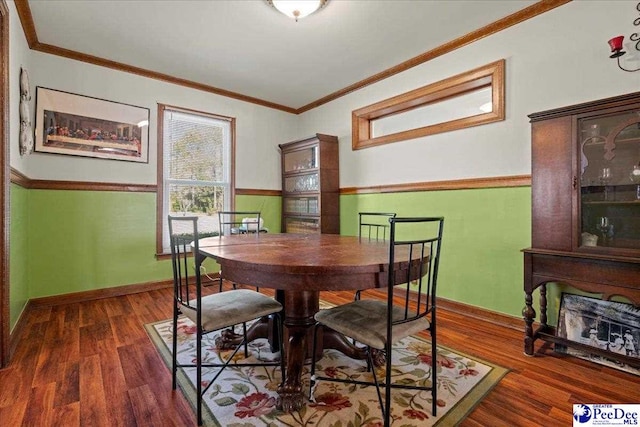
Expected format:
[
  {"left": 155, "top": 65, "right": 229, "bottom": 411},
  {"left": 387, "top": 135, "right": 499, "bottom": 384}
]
[
  {"left": 607, "top": 1, "right": 640, "bottom": 72},
  {"left": 267, "top": 0, "right": 329, "bottom": 22}
]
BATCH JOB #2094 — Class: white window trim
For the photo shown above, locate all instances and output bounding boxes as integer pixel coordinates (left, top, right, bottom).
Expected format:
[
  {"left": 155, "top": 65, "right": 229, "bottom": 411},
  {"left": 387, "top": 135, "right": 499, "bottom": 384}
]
[{"left": 156, "top": 104, "right": 235, "bottom": 255}]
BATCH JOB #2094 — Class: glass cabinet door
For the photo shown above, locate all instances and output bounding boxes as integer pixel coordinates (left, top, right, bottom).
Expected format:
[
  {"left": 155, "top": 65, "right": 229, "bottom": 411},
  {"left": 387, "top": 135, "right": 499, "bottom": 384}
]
[
  {"left": 284, "top": 217, "right": 320, "bottom": 234},
  {"left": 284, "top": 173, "right": 319, "bottom": 193},
  {"left": 579, "top": 108, "right": 640, "bottom": 250},
  {"left": 283, "top": 146, "right": 318, "bottom": 173},
  {"left": 284, "top": 196, "right": 319, "bottom": 214}
]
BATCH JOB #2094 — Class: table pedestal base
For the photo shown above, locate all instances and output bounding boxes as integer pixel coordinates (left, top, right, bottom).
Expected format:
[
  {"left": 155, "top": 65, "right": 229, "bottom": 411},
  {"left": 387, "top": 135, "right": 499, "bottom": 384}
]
[
  {"left": 277, "top": 290, "right": 379, "bottom": 411},
  {"left": 214, "top": 316, "right": 277, "bottom": 352},
  {"left": 213, "top": 289, "right": 382, "bottom": 412}
]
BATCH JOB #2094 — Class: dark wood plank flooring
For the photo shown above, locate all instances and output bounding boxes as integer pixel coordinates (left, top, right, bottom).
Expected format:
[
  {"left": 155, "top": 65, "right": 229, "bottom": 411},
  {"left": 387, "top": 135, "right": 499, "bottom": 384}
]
[{"left": 1, "top": 285, "right": 638, "bottom": 426}]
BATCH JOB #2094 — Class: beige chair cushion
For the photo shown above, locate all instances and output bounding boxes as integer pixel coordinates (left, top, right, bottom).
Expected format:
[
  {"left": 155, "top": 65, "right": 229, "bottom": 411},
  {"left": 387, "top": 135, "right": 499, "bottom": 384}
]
[
  {"left": 181, "top": 289, "right": 282, "bottom": 333},
  {"left": 315, "top": 299, "right": 430, "bottom": 350}
]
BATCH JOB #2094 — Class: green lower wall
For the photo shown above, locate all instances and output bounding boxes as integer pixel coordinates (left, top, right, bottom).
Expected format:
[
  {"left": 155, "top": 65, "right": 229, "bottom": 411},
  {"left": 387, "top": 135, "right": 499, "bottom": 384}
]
[
  {"left": 27, "top": 190, "right": 171, "bottom": 297},
  {"left": 340, "top": 186, "right": 532, "bottom": 317},
  {"left": 236, "top": 194, "right": 282, "bottom": 234},
  {"left": 24, "top": 191, "right": 281, "bottom": 299},
  {"left": 9, "top": 190, "right": 282, "bottom": 315},
  {"left": 10, "top": 185, "right": 530, "bottom": 329},
  {"left": 9, "top": 184, "right": 29, "bottom": 330}
]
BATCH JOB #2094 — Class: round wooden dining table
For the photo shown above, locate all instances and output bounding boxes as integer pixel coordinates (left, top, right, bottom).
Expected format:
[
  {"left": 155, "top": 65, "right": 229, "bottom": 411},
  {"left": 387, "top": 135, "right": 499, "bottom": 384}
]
[{"left": 196, "top": 233, "right": 414, "bottom": 412}]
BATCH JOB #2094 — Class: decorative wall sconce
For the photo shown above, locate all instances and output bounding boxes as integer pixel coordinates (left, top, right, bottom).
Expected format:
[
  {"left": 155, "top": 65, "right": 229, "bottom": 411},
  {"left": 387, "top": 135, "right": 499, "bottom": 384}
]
[
  {"left": 19, "top": 67, "right": 34, "bottom": 156},
  {"left": 607, "top": 2, "right": 640, "bottom": 72}
]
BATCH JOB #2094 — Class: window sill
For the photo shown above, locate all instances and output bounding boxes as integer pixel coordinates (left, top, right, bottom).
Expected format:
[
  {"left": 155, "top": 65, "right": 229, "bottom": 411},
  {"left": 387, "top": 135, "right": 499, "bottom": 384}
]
[{"left": 155, "top": 252, "right": 173, "bottom": 261}]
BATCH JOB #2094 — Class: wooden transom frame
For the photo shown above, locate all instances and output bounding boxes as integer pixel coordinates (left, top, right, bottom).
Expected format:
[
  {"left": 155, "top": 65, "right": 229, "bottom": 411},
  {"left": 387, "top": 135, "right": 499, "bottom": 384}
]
[{"left": 352, "top": 59, "right": 506, "bottom": 150}]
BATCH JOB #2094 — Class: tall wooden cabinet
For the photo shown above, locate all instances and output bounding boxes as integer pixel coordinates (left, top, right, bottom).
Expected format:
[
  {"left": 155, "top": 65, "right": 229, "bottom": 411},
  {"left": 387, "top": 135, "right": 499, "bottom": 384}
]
[
  {"left": 279, "top": 134, "right": 339, "bottom": 234},
  {"left": 523, "top": 92, "right": 640, "bottom": 367}
]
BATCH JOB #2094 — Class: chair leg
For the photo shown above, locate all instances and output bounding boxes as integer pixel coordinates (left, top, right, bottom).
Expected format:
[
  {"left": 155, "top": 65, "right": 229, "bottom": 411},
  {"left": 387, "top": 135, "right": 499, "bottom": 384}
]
[
  {"left": 171, "top": 303, "right": 178, "bottom": 390},
  {"left": 197, "top": 328, "right": 203, "bottom": 426},
  {"left": 278, "top": 314, "right": 286, "bottom": 387},
  {"left": 308, "top": 323, "right": 320, "bottom": 401},
  {"left": 384, "top": 342, "right": 393, "bottom": 427},
  {"left": 243, "top": 323, "right": 249, "bottom": 358},
  {"left": 431, "top": 326, "right": 437, "bottom": 417},
  {"left": 367, "top": 348, "right": 385, "bottom": 422},
  {"left": 352, "top": 291, "right": 361, "bottom": 346}
]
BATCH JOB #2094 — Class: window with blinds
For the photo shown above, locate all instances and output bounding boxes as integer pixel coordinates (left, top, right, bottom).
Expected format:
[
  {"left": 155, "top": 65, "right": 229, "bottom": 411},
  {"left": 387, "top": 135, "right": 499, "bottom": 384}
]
[{"left": 159, "top": 106, "right": 233, "bottom": 251}]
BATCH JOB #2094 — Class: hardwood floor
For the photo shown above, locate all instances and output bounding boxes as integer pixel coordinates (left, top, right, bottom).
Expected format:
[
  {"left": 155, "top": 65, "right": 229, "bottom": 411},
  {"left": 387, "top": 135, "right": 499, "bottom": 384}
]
[{"left": 1, "top": 286, "right": 638, "bottom": 426}]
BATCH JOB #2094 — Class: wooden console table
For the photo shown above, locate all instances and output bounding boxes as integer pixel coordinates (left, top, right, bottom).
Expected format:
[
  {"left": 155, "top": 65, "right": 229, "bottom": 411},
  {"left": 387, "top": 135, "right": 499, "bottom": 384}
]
[{"left": 523, "top": 248, "right": 640, "bottom": 367}]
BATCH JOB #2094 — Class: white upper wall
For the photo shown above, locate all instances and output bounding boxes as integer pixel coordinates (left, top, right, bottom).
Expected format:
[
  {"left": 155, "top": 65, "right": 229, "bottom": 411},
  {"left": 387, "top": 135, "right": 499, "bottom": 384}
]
[
  {"left": 298, "top": 1, "right": 640, "bottom": 188},
  {"left": 8, "top": 0, "right": 299, "bottom": 188},
  {"left": 9, "top": 1, "right": 640, "bottom": 189},
  {"left": 24, "top": 53, "right": 299, "bottom": 187},
  {"left": 8, "top": 0, "right": 31, "bottom": 173}
]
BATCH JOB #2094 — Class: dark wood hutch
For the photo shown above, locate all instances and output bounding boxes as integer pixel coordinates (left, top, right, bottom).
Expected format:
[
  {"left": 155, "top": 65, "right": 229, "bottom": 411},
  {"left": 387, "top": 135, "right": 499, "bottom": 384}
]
[
  {"left": 523, "top": 92, "right": 640, "bottom": 367},
  {"left": 279, "top": 134, "right": 339, "bottom": 234}
]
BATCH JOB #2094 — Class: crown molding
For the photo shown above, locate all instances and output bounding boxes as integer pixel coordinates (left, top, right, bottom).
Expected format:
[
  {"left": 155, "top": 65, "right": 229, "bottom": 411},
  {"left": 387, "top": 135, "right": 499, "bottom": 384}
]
[
  {"left": 296, "top": 0, "right": 571, "bottom": 113},
  {"left": 12, "top": 1, "right": 296, "bottom": 114},
  {"left": 14, "top": 0, "right": 570, "bottom": 114}
]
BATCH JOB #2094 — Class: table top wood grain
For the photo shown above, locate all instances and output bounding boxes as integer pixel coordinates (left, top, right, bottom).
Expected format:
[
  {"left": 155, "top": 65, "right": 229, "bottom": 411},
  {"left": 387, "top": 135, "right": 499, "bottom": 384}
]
[{"left": 197, "top": 233, "right": 398, "bottom": 291}]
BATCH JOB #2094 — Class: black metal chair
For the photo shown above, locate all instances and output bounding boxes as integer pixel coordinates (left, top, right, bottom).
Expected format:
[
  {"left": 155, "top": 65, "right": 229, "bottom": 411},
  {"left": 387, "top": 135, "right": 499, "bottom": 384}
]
[
  {"left": 216, "top": 211, "right": 264, "bottom": 292},
  {"left": 359, "top": 212, "right": 396, "bottom": 241},
  {"left": 309, "top": 216, "right": 444, "bottom": 427},
  {"left": 355, "top": 212, "right": 396, "bottom": 301},
  {"left": 168, "top": 215, "right": 284, "bottom": 426},
  {"left": 218, "top": 210, "right": 266, "bottom": 236}
]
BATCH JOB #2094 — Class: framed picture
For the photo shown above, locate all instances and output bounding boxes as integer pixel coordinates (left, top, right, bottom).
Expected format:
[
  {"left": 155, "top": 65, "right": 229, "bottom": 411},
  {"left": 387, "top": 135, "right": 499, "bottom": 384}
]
[
  {"left": 556, "top": 293, "right": 640, "bottom": 375},
  {"left": 34, "top": 87, "right": 149, "bottom": 163}
]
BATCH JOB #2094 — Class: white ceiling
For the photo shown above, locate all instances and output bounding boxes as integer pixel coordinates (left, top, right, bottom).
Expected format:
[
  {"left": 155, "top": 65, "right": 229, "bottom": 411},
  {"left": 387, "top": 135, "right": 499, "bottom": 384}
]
[{"left": 28, "top": 0, "right": 538, "bottom": 110}]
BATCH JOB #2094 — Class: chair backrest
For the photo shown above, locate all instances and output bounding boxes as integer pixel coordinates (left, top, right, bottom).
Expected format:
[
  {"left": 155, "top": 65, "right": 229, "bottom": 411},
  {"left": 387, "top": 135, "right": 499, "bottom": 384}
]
[
  {"left": 168, "top": 215, "right": 201, "bottom": 311},
  {"left": 387, "top": 217, "right": 444, "bottom": 327},
  {"left": 358, "top": 212, "right": 397, "bottom": 241},
  {"left": 218, "top": 211, "right": 262, "bottom": 236}
]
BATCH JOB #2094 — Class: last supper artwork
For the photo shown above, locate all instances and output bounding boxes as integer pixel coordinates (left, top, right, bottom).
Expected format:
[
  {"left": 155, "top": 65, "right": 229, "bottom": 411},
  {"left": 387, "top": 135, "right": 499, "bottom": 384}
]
[{"left": 43, "top": 110, "right": 142, "bottom": 159}]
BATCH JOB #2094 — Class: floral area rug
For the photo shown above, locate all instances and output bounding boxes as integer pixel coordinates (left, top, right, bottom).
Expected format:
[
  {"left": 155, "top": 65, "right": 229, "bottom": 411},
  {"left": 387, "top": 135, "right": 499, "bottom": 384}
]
[{"left": 145, "top": 315, "right": 507, "bottom": 427}]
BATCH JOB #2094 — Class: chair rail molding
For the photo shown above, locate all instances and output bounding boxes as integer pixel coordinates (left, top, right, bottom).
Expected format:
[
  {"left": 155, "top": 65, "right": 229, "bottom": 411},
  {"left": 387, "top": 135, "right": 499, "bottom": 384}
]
[
  {"left": 340, "top": 175, "right": 531, "bottom": 195},
  {"left": 10, "top": 168, "right": 157, "bottom": 192}
]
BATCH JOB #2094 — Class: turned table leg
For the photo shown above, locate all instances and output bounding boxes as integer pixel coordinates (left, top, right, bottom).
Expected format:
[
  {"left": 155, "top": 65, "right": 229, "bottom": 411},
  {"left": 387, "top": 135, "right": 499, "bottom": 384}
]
[
  {"left": 539, "top": 283, "right": 548, "bottom": 328},
  {"left": 275, "top": 289, "right": 389, "bottom": 410},
  {"left": 523, "top": 252, "right": 536, "bottom": 356},
  {"left": 278, "top": 323, "right": 308, "bottom": 412},
  {"left": 277, "top": 290, "right": 318, "bottom": 412},
  {"left": 523, "top": 290, "right": 536, "bottom": 356}
]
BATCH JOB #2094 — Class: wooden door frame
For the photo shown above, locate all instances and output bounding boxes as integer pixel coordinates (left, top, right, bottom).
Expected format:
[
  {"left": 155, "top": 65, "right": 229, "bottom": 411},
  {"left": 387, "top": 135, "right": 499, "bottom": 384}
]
[{"left": 0, "top": 0, "right": 10, "bottom": 368}]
